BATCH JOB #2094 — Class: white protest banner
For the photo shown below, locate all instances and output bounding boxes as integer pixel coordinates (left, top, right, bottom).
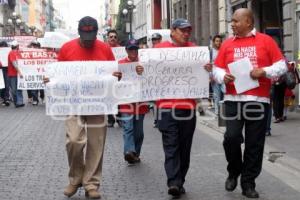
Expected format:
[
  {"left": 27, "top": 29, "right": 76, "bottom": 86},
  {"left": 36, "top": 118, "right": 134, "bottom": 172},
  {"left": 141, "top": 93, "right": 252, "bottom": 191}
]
[
  {"left": 0, "top": 69, "right": 5, "bottom": 89},
  {"left": 45, "top": 61, "right": 119, "bottom": 115},
  {"left": 115, "top": 62, "right": 141, "bottom": 104},
  {"left": 40, "top": 32, "right": 70, "bottom": 48},
  {"left": 13, "top": 36, "right": 36, "bottom": 49},
  {"left": 0, "top": 47, "right": 11, "bottom": 66},
  {"left": 112, "top": 47, "right": 127, "bottom": 61},
  {"left": 17, "top": 50, "right": 58, "bottom": 90},
  {"left": 138, "top": 47, "right": 210, "bottom": 101}
]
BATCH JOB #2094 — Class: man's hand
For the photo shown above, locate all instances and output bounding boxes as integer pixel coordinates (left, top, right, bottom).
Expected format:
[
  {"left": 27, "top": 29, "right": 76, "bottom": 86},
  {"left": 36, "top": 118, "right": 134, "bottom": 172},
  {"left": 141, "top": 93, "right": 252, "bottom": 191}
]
[
  {"left": 204, "top": 63, "right": 213, "bottom": 72},
  {"left": 136, "top": 65, "right": 144, "bottom": 75},
  {"left": 250, "top": 68, "right": 266, "bottom": 79},
  {"left": 113, "top": 71, "right": 122, "bottom": 81},
  {"left": 43, "top": 77, "right": 50, "bottom": 84},
  {"left": 224, "top": 73, "right": 235, "bottom": 84}
]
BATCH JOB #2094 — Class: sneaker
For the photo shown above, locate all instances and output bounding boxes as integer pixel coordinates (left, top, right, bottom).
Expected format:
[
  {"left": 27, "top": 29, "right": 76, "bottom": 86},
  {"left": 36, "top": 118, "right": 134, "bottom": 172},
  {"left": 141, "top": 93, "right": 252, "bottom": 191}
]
[
  {"left": 85, "top": 189, "right": 101, "bottom": 199},
  {"left": 63, "top": 184, "right": 81, "bottom": 197},
  {"left": 32, "top": 101, "right": 38, "bottom": 106}
]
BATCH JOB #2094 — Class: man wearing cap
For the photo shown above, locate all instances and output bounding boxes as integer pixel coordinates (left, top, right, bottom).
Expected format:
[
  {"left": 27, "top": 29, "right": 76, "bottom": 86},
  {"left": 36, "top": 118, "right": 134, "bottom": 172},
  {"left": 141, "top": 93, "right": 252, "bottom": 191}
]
[
  {"left": 45, "top": 16, "right": 121, "bottom": 199},
  {"left": 8, "top": 41, "right": 24, "bottom": 108},
  {"left": 138, "top": 18, "right": 198, "bottom": 198},
  {"left": 106, "top": 29, "right": 122, "bottom": 127},
  {"left": 151, "top": 33, "right": 162, "bottom": 47},
  {"left": 119, "top": 39, "right": 149, "bottom": 164}
]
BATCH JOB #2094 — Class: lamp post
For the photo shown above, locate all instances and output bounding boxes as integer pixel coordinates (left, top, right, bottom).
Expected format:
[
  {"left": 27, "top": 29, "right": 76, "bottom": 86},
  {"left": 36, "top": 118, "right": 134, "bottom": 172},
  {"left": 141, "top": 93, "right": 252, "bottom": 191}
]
[
  {"left": 7, "top": 12, "right": 22, "bottom": 36},
  {"left": 122, "top": 0, "right": 137, "bottom": 39}
]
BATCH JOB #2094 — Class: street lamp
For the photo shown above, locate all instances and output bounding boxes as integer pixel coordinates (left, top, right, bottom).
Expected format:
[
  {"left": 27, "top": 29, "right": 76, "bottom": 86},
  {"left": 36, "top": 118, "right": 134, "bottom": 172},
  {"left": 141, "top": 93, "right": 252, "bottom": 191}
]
[
  {"left": 7, "top": 12, "right": 22, "bottom": 36},
  {"left": 122, "top": 0, "right": 136, "bottom": 39}
]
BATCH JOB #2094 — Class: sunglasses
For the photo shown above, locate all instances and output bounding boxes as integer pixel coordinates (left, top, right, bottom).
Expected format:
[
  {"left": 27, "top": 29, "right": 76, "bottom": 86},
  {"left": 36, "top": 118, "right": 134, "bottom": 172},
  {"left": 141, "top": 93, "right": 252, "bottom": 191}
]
[{"left": 109, "top": 35, "right": 117, "bottom": 39}]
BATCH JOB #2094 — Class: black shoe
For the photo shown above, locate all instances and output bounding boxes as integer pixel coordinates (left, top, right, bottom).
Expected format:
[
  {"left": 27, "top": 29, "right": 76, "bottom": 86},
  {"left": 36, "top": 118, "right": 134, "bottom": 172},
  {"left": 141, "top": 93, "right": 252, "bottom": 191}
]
[
  {"left": 15, "top": 104, "right": 25, "bottom": 108},
  {"left": 225, "top": 177, "right": 238, "bottom": 191},
  {"left": 179, "top": 186, "right": 186, "bottom": 194},
  {"left": 242, "top": 188, "right": 259, "bottom": 198},
  {"left": 116, "top": 120, "right": 122, "bottom": 127},
  {"left": 107, "top": 122, "right": 114, "bottom": 127},
  {"left": 124, "top": 151, "right": 136, "bottom": 164},
  {"left": 168, "top": 185, "right": 181, "bottom": 197}
]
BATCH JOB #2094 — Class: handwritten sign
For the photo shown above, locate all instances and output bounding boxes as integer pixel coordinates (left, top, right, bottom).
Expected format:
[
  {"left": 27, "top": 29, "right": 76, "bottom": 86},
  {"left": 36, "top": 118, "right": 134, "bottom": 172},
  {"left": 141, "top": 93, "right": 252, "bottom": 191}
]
[
  {"left": 0, "top": 47, "right": 11, "bottom": 66},
  {"left": 112, "top": 47, "right": 127, "bottom": 61},
  {"left": 0, "top": 69, "right": 5, "bottom": 89},
  {"left": 138, "top": 47, "right": 210, "bottom": 101},
  {"left": 17, "top": 50, "right": 58, "bottom": 90},
  {"left": 45, "top": 61, "right": 119, "bottom": 115},
  {"left": 116, "top": 62, "right": 141, "bottom": 104}
]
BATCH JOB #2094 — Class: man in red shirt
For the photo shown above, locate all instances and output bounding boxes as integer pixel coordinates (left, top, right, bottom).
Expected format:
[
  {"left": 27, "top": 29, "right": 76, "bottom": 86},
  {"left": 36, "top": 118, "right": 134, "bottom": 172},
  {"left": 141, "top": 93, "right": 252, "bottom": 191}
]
[
  {"left": 46, "top": 16, "right": 121, "bottom": 199},
  {"left": 148, "top": 18, "right": 197, "bottom": 198},
  {"left": 211, "top": 8, "right": 287, "bottom": 198},
  {"left": 7, "top": 41, "right": 24, "bottom": 108},
  {"left": 119, "top": 39, "right": 149, "bottom": 164},
  {"left": 106, "top": 29, "right": 122, "bottom": 127}
]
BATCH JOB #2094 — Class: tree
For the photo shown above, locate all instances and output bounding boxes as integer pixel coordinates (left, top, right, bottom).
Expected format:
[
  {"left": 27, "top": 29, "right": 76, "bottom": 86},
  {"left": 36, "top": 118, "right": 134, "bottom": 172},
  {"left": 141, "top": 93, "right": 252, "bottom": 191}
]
[{"left": 115, "top": 0, "right": 129, "bottom": 45}]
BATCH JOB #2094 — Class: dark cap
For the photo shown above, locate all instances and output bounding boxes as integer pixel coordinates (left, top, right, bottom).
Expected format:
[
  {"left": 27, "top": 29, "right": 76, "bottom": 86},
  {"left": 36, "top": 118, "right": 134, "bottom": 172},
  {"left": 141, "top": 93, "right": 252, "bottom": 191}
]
[
  {"left": 125, "top": 39, "right": 139, "bottom": 50},
  {"left": 151, "top": 33, "right": 162, "bottom": 40},
  {"left": 78, "top": 16, "right": 98, "bottom": 40},
  {"left": 172, "top": 18, "right": 192, "bottom": 29}
]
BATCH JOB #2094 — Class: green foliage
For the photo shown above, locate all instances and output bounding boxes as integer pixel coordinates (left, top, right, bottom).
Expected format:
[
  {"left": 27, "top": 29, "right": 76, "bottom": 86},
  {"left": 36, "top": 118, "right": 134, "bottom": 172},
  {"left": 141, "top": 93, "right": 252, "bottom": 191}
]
[{"left": 115, "top": 0, "right": 129, "bottom": 44}]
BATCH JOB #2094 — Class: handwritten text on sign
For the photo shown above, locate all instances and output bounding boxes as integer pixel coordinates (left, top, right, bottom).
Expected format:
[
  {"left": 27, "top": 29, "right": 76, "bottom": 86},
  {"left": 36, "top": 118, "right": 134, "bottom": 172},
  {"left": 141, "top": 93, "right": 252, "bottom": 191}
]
[
  {"left": 17, "top": 50, "right": 57, "bottom": 90},
  {"left": 45, "top": 61, "right": 119, "bottom": 115},
  {"left": 137, "top": 47, "right": 210, "bottom": 101}
]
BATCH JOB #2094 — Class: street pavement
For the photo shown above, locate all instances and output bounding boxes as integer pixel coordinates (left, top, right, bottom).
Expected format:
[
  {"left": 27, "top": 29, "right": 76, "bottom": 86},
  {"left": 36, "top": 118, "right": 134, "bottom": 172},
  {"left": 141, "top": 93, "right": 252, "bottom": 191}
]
[{"left": 0, "top": 103, "right": 300, "bottom": 200}]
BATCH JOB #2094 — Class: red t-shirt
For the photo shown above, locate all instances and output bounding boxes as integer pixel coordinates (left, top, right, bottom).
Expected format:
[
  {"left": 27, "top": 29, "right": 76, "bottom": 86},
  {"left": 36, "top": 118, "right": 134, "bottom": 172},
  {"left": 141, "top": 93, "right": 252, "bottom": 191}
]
[
  {"left": 214, "top": 32, "right": 284, "bottom": 97},
  {"left": 118, "top": 57, "right": 149, "bottom": 115},
  {"left": 8, "top": 50, "right": 19, "bottom": 77},
  {"left": 58, "top": 38, "right": 115, "bottom": 61},
  {"left": 154, "top": 41, "right": 197, "bottom": 110}
]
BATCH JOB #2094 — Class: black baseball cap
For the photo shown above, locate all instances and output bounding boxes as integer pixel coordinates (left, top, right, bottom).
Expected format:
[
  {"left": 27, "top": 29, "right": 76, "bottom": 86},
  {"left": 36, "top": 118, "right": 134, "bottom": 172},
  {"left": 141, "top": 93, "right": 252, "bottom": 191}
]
[
  {"left": 78, "top": 16, "right": 98, "bottom": 40},
  {"left": 151, "top": 33, "right": 162, "bottom": 40},
  {"left": 172, "top": 18, "right": 192, "bottom": 29},
  {"left": 125, "top": 39, "right": 139, "bottom": 50}
]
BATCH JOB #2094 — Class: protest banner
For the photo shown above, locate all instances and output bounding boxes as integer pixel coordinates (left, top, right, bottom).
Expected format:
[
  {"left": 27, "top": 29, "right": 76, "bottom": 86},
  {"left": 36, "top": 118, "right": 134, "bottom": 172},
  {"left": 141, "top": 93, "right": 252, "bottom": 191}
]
[
  {"left": 116, "top": 62, "right": 141, "bottom": 104},
  {"left": 112, "top": 47, "right": 127, "bottom": 61},
  {"left": 0, "top": 36, "right": 36, "bottom": 49},
  {"left": 138, "top": 47, "right": 210, "bottom": 101},
  {"left": 0, "top": 69, "right": 5, "bottom": 89},
  {"left": 17, "top": 50, "right": 58, "bottom": 90},
  {"left": 0, "top": 47, "right": 11, "bottom": 66},
  {"left": 45, "top": 61, "right": 119, "bottom": 115}
]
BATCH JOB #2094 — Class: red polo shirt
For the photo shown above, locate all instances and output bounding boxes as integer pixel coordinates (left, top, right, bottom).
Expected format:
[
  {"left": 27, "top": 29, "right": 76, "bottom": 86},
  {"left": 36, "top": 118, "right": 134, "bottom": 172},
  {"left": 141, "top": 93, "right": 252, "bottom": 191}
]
[
  {"left": 214, "top": 32, "right": 284, "bottom": 98},
  {"left": 8, "top": 50, "right": 19, "bottom": 77}
]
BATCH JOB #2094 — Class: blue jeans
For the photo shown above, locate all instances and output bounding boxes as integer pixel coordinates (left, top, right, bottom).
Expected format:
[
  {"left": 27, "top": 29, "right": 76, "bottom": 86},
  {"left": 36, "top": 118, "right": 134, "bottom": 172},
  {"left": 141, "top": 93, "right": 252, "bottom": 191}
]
[
  {"left": 212, "top": 82, "right": 225, "bottom": 114},
  {"left": 9, "top": 76, "right": 23, "bottom": 106},
  {"left": 122, "top": 114, "right": 145, "bottom": 156}
]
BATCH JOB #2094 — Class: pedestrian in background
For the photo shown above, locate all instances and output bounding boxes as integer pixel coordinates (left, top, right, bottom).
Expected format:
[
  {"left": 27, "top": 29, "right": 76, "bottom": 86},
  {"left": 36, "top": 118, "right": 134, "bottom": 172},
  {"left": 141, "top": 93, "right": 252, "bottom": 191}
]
[
  {"left": 119, "top": 39, "right": 149, "bottom": 164},
  {"left": 45, "top": 16, "right": 121, "bottom": 199},
  {"left": 8, "top": 41, "right": 24, "bottom": 108},
  {"left": 0, "top": 41, "right": 10, "bottom": 106},
  {"left": 209, "top": 8, "right": 287, "bottom": 198}
]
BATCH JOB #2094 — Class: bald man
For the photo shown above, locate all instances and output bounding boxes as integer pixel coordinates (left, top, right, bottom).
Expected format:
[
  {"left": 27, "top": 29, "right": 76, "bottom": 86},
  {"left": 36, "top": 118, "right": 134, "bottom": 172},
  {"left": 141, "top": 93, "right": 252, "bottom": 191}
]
[{"left": 209, "top": 8, "right": 287, "bottom": 198}]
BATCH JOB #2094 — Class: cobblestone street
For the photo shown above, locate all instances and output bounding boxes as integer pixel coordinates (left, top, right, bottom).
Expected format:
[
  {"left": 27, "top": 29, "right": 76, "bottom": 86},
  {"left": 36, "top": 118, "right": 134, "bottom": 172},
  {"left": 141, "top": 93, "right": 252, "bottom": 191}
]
[{"left": 0, "top": 105, "right": 300, "bottom": 200}]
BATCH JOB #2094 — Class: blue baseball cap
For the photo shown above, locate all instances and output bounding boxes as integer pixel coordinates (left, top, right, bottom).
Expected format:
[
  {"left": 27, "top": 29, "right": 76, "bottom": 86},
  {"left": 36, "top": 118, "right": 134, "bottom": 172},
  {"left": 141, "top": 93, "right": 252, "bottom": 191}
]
[
  {"left": 172, "top": 18, "right": 192, "bottom": 29},
  {"left": 125, "top": 39, "right": 139, "bottom": 50}
]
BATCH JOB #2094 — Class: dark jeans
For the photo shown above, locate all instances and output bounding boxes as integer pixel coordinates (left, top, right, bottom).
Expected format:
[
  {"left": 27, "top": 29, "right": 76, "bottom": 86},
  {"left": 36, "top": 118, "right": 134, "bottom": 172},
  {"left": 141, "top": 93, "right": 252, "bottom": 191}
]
[
  {"left": 0, "top": 68, "right": 10, "bottom": 101},
  {"left": 223, "top": 101, "right": 268, "bottom": 190},
  {"left": 272, "top": 82, "right": 286, "bottom": 119},
  {"left": 158, "top": 109, "right": 196, "bottom": 188}
]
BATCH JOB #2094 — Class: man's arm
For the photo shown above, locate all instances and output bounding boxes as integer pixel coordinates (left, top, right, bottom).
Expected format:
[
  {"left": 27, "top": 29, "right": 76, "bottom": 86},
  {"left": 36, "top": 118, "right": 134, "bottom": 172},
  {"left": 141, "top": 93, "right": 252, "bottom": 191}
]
[{"left": 251, "top": 60, "right": 287, "bottom": 79}]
